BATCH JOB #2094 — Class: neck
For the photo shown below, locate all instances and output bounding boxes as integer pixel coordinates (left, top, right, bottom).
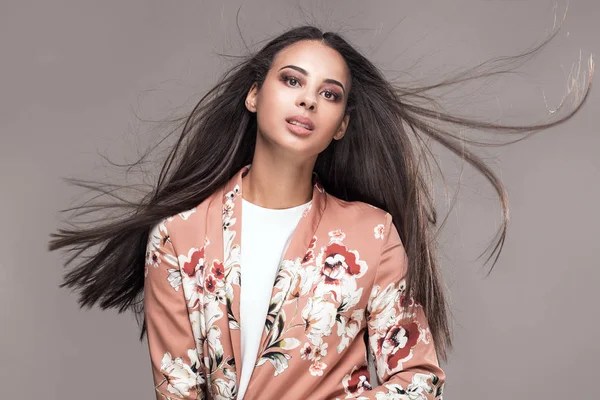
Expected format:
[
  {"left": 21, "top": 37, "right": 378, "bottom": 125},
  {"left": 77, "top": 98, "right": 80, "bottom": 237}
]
[{"left": 242, "top": 146, "right": 314, "bottom": 209}]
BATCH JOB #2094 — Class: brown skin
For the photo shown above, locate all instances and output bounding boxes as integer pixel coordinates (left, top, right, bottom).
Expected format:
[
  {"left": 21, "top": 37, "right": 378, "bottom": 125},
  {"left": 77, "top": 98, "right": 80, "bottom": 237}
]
[{"left": 242, "top": 40, "right": 351, "bottom": 209}]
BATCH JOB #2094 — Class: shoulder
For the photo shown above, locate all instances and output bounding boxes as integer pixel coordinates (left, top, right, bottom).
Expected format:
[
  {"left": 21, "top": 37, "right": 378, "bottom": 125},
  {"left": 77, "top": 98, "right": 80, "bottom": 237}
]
[
  {"left": 323, "top": 193, "right": 393, "bottom": 245},
  {"left": 325, "top": 192, "right": 391, "bottom": 226},
  {"left": 149, "top": 190, "right": 219, "bottom": 244}
]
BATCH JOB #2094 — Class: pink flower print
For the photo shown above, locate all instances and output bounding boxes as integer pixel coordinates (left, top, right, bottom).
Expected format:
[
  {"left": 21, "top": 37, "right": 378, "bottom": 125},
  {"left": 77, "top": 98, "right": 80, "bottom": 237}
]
[
  {"left": 313, "top": 342, "right": 328, "bottom": 360},
  {"left": 328, "top": 229, "right": 346, "bottom": 242},
  {"left": 302, "top": 203, "right": 312, "bottom": 217},
  {"left": 300, "top": 342, "right": 313, "bottom": 360},
  {"left": 300, "top": 341, "right": 328, "bottom": 363},
  {"left": 309, "top": 360, "right": 327, "bottom": 376},
  {"left": 374, "top": 223, "right": 385, "bottom": 239}
]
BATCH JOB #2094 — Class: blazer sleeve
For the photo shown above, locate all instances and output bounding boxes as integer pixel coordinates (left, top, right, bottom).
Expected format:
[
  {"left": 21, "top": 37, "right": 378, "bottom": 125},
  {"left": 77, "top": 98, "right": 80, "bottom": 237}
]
[
  {"left": 362, "top": 213, "right": 446, "bottom": 399},
  {"left": 144, "top": 220, "right": 205, "bottom": 400}
]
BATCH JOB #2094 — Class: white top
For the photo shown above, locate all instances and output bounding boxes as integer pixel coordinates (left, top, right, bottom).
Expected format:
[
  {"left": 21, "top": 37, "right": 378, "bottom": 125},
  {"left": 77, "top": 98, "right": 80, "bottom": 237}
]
[{"left": 237, "top": 197, "right": 311, "bottom": 400}]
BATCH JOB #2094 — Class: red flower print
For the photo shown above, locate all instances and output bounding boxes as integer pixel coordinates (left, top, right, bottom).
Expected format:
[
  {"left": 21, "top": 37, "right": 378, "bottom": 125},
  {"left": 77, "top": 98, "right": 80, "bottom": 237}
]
[
  {"left": 318, "top": 243, "right": 366, "bottom": 283},
  {"left": 399, "top": 295, "right": 415, "bottom": 308},
  {"left": 379, "top": 320, "right": 420, "bottom": 371},
  {"left": 182, "top": 247, "right": 205, "bottom": 277},
  {"left": 211, "top": 261, "right": 225, "bottom": 280},
  {"left": 302, "top": 236, "right": 317, "bottom": 265},
  {"left": 342, "top": 364, "right": 372, "bottom": 397},
  {"left": 303, "top": 249, "right": 314, "bottom": 265},
  {"left": 205, "top": 275, "right": 217, "bottom": 293},
  {"left": 151, "top": 252, "right": 160, "bottom": 267}
]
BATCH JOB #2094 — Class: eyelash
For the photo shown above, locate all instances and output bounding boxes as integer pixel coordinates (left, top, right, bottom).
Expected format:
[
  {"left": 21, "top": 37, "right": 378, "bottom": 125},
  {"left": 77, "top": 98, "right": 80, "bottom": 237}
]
[{"left": 281, "top": 74, "right": 341, "bottom": 101}]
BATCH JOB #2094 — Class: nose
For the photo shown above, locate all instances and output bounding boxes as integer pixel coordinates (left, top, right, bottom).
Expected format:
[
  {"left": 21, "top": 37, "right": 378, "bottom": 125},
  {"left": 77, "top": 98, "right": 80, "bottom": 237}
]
[{"left": 297, "top": 93, "right": 317, "bottom": 111}]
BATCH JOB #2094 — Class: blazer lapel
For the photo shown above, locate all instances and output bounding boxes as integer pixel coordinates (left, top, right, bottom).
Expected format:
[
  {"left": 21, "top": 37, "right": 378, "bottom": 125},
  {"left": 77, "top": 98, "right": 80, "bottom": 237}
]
[
  {"left": 200, "top": 167, "right": 246, "bottom": 397},
  {"left": 220, "top": 167, "right": 245, "bottom": 385},
  {"left": 202, "top": 164, "right": 327, "bottom": 396},
  {"left": 252, "top": 172, "right": 327, "bottom": 362}
]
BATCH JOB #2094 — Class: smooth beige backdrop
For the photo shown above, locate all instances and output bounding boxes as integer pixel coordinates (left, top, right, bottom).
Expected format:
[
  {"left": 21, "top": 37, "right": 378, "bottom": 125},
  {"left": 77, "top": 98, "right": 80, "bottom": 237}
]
[{"left": 1, "top": 1, "right": 598, "bottom": 399}]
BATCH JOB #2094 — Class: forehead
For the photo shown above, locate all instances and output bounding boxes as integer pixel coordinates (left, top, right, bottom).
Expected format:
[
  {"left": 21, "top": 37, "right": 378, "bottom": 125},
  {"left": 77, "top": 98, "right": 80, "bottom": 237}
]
[{"left": 272, "top": 40, "right": 350, "bottom": 85}]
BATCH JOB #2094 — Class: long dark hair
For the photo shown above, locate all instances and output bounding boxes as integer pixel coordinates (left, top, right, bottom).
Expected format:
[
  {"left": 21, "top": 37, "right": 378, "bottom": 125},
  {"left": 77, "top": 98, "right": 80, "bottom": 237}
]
[{"left": 48, "top": 22, "right": 593, "bottom": 362}]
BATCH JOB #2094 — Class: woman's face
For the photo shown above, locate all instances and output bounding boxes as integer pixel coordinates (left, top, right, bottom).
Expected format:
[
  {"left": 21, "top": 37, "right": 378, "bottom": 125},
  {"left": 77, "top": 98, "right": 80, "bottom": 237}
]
[{"left": 245, "top": 40, "right": 351, "bottom": 160}]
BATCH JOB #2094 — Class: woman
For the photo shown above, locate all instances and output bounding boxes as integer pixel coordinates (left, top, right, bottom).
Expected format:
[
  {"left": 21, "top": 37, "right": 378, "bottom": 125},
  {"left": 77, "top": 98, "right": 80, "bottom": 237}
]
[{"left": 48, "top": 25, "right": 592, "bottom": 399}]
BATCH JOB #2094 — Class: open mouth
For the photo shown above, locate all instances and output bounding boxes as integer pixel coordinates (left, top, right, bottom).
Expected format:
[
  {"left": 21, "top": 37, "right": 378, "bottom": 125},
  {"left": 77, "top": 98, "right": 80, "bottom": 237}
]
[
  {"left": 286, "top": 119, "right": 313, "bottom": 130},
  {"left": 286, "top": 118, "right": 314, "bottom": 131},
  {"left": 286, "top": 120, "right": 314, "bottom": 135}
]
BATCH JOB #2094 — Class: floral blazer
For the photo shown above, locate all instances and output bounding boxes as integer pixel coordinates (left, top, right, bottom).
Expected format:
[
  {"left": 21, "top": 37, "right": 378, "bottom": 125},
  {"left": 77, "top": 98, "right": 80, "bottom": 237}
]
[{"left": 144, "top": 165, "right": 445, "bottom": 400}]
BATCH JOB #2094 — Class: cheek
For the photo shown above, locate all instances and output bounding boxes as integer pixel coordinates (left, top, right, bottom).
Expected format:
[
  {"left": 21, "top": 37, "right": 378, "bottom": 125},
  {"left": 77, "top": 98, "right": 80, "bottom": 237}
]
[
  {"left": 255, "top": 87, "right": 288, "bottom": 126},
  {"left": 318, "top": 112, "right": 345, "bottom": 143},
  {"left": 322, "top": 112, "right": 344, "bottom": 131},
  {"left": 258, "top": 83, "right": 291, "bottom": 110}
]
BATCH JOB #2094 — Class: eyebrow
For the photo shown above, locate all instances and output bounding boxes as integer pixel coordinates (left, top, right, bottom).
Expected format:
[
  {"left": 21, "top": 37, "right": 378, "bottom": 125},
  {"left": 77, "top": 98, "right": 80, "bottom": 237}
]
[{"left": 278, "top": 64, "right": 346, "bottom": 94}]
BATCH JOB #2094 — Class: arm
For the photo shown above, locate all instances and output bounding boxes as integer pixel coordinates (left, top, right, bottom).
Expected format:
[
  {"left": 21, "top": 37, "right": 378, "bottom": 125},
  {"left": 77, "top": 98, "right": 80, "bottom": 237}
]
[
  {"left": 361, "top": 213, "right": 445, "bottom": 399},
  {"left": 144, "top": 219, "right": 205, "bottom": 400}
]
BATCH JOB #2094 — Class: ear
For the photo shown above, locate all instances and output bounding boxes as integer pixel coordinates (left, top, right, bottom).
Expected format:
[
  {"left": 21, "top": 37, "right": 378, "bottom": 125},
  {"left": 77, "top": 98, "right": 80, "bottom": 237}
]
[
  {"left": 245, "top": 82, "right": 258, "bottom": 113},
  {"left": 333, "top": 114, "right": 350, "bottom": 140}
]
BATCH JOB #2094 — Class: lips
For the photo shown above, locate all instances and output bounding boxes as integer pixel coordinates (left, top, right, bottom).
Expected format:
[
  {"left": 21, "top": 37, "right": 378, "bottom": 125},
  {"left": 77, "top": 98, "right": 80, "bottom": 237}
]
[{"left": 286, "top": 115, "right": 315, "bottom": 131}]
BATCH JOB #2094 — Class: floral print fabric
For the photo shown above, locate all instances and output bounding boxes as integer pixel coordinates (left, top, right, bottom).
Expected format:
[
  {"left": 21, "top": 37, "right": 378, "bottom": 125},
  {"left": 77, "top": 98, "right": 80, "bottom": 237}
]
[{"left": 144, "top": 165, "right": 445, "bottom": 399}]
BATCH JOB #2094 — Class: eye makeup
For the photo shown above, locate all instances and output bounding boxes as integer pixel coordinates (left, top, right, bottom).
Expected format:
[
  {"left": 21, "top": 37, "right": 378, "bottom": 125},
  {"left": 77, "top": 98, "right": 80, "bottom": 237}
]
[
  {"left": 279, "top": 71, "right": 343, "bottom": 101},
  {"left": 278, "top": 64, "right": 346, "bottom": 97}
]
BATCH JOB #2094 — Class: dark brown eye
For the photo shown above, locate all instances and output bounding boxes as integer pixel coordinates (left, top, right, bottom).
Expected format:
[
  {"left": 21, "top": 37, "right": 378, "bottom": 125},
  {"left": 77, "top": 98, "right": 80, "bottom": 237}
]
[
  {"left": 322, "top": 90, "right": 340, "bottom": 100},
  {"left": 282, "top": 75, "right": 300, "bottom": 87}
]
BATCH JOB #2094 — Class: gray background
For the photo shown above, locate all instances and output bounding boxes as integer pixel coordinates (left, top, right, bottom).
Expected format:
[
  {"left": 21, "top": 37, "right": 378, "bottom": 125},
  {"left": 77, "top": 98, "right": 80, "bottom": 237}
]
[{"left": 1, "top": 1, "right": 598, "bottom": 398}]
